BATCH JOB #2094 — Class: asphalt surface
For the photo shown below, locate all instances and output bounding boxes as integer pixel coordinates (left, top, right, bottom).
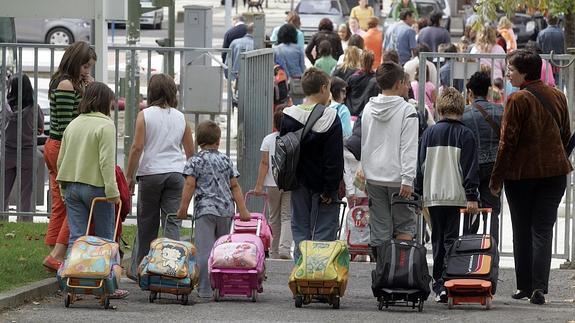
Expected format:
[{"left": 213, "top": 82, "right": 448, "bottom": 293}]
[{"left": 2, "top": 260, "right": 574, "bottom": 322}]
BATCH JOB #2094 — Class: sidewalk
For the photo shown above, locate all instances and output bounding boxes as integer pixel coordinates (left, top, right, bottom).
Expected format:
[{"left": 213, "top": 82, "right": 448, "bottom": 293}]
[{"left": 1, "top": 260, "right": 574, "bottom": 322}]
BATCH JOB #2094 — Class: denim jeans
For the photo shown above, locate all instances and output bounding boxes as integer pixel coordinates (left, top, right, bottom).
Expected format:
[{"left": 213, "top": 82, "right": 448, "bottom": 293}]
[
  {"left": 291, "top": 185, "right": 339, "bottom": 263},
  {"left": 64, "top": 182, "right": 115, "bottom": 245}
]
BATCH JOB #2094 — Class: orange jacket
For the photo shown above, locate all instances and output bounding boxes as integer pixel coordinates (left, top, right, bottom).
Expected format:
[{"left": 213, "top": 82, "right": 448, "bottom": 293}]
[{"left": 363, "top": 28, "right": 383, "bottom": 71}]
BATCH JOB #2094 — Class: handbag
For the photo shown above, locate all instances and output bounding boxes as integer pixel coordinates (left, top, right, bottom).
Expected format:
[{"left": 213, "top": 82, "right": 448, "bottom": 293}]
[
  {"left": 277, "top": 45, "right": 305, "bottom": 97},
  {"left": 525, "top": 87, "right": 575, "bottom": 156}
]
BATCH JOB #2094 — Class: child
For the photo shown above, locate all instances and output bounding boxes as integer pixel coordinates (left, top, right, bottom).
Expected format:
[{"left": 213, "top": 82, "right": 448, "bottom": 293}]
[
  {"left": 415, "top": 87, "right": 479, "bottom": 303},
  {"left": 329, "top": 76, "right": 352, "bottom": 139},
  {"left": 314, "top": 40, "right": 338, "bottom": 76},
  {"left": 177, "top": 120, "right": 251, "bottom": 300},
  {"left": 253, "top": 110, "right": 293, "bottom": 260},
  {"left": 411, "top": 65, "right": 436, "bottom": 118}
]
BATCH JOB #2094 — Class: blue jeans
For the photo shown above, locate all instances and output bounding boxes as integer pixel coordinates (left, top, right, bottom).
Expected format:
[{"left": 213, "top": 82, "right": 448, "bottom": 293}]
[
  {"left": 64, "top": 182, "right": 115, "bottom": 245},
  {"left": 291, "top": 185, "right": 339, "bottom": 263}
]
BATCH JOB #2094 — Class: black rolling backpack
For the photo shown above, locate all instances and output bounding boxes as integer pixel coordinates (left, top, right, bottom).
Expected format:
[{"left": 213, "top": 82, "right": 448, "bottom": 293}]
[{"left": 442, "top": 209, "right": 499, "bottom": 294}]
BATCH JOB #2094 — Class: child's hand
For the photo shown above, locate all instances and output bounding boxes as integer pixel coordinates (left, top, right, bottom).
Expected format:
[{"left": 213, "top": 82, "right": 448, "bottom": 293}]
[
  {"left": 253, "top": 185, "right": 265, "bottom": 196},
  {"left": 239, "top": 210, "right": 251, "bottom": 222},
  {"left": 177, "top": 208, "right": 188, "bottom": 220},
  {"left": 467, "top": 201, "right": 479, "bottom": 214}
]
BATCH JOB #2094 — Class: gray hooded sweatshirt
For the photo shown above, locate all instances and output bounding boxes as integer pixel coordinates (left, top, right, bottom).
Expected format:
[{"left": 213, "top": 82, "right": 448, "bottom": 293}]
[{"left": 360, "top": 94, "right": 419, "bottom": 187}]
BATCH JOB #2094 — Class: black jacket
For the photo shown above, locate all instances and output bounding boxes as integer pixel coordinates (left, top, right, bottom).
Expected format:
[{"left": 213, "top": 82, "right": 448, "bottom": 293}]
[
  {"left": 222, "top": 24, "right": 247, "bottom": 62},
  {"left": 344, "top": 111, "right": 362, "bottom": 161},
  {"left": 345, "top": 70, "right": 380, "bottom": 116},
  {"left": 305, "top": 31, "right": 344, "bottom": 65}
]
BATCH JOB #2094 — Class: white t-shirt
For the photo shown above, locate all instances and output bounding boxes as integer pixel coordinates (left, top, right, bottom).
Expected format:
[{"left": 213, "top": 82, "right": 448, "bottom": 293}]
[{"left": 260, "top": 132, "right": 278, "bottom": 187}]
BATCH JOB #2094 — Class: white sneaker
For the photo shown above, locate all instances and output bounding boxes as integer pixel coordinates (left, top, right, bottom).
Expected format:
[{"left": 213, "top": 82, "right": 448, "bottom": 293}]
[{"left": 435, "top": 291, "right": 447, "bottom": 303}]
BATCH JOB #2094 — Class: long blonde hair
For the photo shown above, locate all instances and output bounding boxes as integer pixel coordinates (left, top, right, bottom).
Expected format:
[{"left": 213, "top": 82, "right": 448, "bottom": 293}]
[
  {"left": 340, "top": 46, "right": 361, "bottom": 71},
  {"left": 476, "top": 27, "right": 497, "bottom": 53},
  {"left": 498, "top": 16, "right": 513, "bottom": 30}
]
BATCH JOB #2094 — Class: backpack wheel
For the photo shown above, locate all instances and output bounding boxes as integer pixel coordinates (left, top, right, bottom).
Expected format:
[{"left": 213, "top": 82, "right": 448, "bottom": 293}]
[
  {"left": 251, "top": 289, "right": 258, "bottom": 302},
  {"left": 378, "top": 300, "right": 384, "bottom": 311},
  {"left": 447, "top": 297, "right": 454, "bottom": 309},
  {"left": 485, "top": 296, "right": 492, "bottom": 310},
  {"left": 149, "top": 291, "right": 157, "bottom": 303},
  {"left": 181, "top": 294, "right": 188, "bottom": 305},
  {"left": 295, "top": 295, "right": 303, "bottom": 308},
  {"left": 103, "top": 297, "right": 111, "bottom": 309},
  {"left": 332, "top": 296, "right": 340, "bottom": 309},
  {"left": 213, "top": 288, "right": 221, "bottom": 302},
  {"left": 64, "top": 293, "right": 71, "bottom": 308},
  {"left": 418, "top": 300, "right": 424, "bottom": 312}
]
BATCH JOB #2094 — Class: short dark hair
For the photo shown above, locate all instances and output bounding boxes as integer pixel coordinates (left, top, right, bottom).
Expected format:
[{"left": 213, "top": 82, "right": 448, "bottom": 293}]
[
  {"left": 376, "top": 62, "right": 404, "bottom": 90},
  {"left": 78, "top": 82, "right": 115, "bottom": 115},
  {"left": 382, "top": 49, "right": 399, "bottom": 64},
  {"left": 196, "top": 120, "right": 221, "bottom": 147},
  {"left": 466, "top": 71, "right": 491, "bottom": 97},
  {"left": 348, "top": 34, "right": 364, "bottom": 49},
  {"left": 147, "top": 73, "right": 178, "bottom": 108},
  {"left": 399, "top": 9, "right": 413, "bottom": 21},
  {"left": 330, "top": 76, "right": 347, "bottom": 101},
  {"left": 277, "top": 23, "right": 298, "bottom": 45},
  {"left": 367, "top": 16, "right": 379, "bottom": 29},
  {"left": 413, "top": 43, "right": 431, "bottom": 57},
  {"left": 317, "top": 40, "right": 332, "bottom": 57},
  {"left": 318, "top": 18, "right": 334, "bottom": 32},
  {"left": 430, "top": 10, "right": 443, "bottom": 26},
  {"left": 507, "top": 49, "right": 542, "bottom": 81},
  {"left": 438, "top": 43, "right": 458, "bottom": 53},
  {"left": 273, "top": 109, "right": 283, "bottom": 130},
  {"left": 547, "top": 15, "right": 559, "bottom": 26},
  {"left": 301, "top": 67, "right": 330, "bottom": 96}
]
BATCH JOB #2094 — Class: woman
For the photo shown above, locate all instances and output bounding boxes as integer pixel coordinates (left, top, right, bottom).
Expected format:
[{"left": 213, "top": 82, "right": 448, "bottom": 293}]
[
  {"left": 305, "top": 18, "right": 344, "bottom": 65},
  {"left": 3, "top": 74, "right": 43, "bottom": 215},
  {"left": 345, "top": 50, "right": 380, "bottom": 116},
  {"left": 125, "top": 73, "right": 194, "bottom": 270},
  {"left": 490, "top": 50, "right": 571, "bottom": 305},
  {"left": 337, "top": 23, "right": 352, "bottom": 51},
  {"left": 270, "top": 11, "right": 305, "bottom": 49},
  {"left": 470, "top": 27, "right": 506, "bottom": 81},
  {"left": 349, "top": 17, "right": 366, "bottom": 37},
  {"left": 274, "top": 24, "right": 306, "bottom": 104},
  {"left": 362, "top": 16, "right": 383, "bottom": 71},
  {"left": 497, "top": 16, "right": 517, "bottom": 52},
  {"left": 43, "top": 41, "right": 96, "bottom": 272},
  {"left": 56, "top": 82, "right": 128, "bottom": 299},
  {"left": 332, "top": 45, "right": 362, "bottom": 82}
]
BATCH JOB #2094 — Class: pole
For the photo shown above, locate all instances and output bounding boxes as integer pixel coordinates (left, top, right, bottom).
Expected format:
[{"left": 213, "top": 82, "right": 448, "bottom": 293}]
[
  {"left": 168, "top": 0, "right": 175, "bottom": 77},
  {"left": 225, "top": 0, "right": 232, "bottom": 30},
  {"left": 94, "top": 0, "right": 108, "bottom": 82},
  {"left": 125, "top": 0, "right": 141, "bottom": 171}
]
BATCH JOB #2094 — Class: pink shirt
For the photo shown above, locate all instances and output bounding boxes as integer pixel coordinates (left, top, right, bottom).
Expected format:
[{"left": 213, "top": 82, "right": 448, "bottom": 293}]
[
  {"left": 411, "top": 80, "right": 436, "bottom": 116},
  {"left": 541, "top": 59, "right": 556, "bottom": 87}
]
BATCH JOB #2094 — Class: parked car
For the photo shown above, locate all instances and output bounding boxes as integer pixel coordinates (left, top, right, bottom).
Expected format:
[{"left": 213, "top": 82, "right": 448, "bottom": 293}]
[
  {"left": 296, "top": 0, "right": 351, "bottom": 42},
  {"left": 14, "top": 18, "right": 90, "bottom": 45},
  {"left": 384, "top": 0, "right": 451, "bottom": 32}
]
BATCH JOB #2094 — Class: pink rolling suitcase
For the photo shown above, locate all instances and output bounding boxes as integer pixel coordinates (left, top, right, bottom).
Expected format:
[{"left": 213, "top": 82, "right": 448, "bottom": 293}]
[
  {"left": 208, "top": 220, "right": 266, "bottom": 302},
  {"left": 233, "top": 191, "right": 273, "bottom": 255}
]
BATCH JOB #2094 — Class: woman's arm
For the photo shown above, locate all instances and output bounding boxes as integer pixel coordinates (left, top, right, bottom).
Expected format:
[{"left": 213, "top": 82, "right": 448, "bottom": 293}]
[
  {"left": 182, "top": 123, "right": 195, "bottom": 159},
  {"left": 125, "top": 111, "right": 146, "bottom": 192}
]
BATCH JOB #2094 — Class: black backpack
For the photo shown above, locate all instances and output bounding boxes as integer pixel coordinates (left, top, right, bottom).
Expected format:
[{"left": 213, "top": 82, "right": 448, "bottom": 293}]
[
  {"left": 371, "top": 239, "right": 432, "bottom": 297},
  {"left": 272, "top": 104, "right": 326, "bottom": 191}
]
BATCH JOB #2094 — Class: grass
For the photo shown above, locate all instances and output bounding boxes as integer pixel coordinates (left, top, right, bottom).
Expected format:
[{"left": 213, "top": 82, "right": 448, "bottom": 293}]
[
  {"left": 0, "top": 223, "right": 193, "bottom": 293},
  {"left": 0, "top": 222, "right": 52, "bottom": 293}
]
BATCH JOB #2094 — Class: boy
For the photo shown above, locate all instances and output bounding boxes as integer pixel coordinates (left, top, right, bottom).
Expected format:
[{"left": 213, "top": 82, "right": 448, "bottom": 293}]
[
  {"left": 415, "top": 87, "right": 479, "bottom": 303},
  {"left": 361, "top": 62, "right": 419, "bottom": 257},
  {"left": 281, "top": 67, "right": 344, "bottom": 262},
  {"left": 177, "top": 120, "right": 251, "bottom": 300}
]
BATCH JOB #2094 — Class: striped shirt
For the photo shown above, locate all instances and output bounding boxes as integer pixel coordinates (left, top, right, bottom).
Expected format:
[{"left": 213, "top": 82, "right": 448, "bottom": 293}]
[{"left": 49, "top": 89, "right": 81, "bottom": 140}]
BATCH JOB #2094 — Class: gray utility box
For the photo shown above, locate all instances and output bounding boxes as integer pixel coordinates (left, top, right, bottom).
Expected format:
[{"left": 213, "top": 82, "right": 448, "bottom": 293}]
[{"left": 183, "top": 5, "right": 223, "bottom": 114}]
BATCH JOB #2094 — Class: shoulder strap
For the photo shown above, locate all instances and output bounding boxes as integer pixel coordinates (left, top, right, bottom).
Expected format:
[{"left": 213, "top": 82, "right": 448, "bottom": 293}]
[
  {"left": 473, "top": 102, "right": 501, "bottom": 136},
  {"left": 524, "top": 87, "right": 563, "bottom": 135},
  {"left": 301, "top": 104, "right": 327, "bottom": 140}
]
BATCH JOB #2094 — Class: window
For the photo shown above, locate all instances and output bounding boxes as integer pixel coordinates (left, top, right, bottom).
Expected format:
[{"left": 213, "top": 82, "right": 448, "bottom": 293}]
[{"left": 298, "top": 0, "right": 341, "bottom": 15}]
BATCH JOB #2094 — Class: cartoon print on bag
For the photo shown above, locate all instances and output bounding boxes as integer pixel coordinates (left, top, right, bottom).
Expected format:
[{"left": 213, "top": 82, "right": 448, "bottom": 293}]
[{"left": 161, "top": 247, "right": 183, "bottom": 276}]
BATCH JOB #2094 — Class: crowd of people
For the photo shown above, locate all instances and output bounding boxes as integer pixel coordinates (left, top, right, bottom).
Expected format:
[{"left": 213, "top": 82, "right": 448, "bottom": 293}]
[{"left": 1, "top": 0, "right": 570, "bottom": 308}]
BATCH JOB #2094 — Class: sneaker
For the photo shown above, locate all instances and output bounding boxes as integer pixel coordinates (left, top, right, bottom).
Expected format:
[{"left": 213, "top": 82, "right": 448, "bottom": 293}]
[
  {"left": 435, "top": 291, "right": 447, "bottom": 303},
  {"left": 511, "top": 290, "right": 531, "bottom": 300},
  {"left": 108, "top": 289, "right": 130, "bottom": 299},
  {"left": 530, "top": 289, "right": 545, "bottom": 305}
]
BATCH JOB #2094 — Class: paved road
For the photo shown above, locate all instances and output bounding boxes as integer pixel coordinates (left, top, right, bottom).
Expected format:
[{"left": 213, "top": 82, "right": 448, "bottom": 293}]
[{"left": 2, "top": 260, "right": 574, "bottom": 322}]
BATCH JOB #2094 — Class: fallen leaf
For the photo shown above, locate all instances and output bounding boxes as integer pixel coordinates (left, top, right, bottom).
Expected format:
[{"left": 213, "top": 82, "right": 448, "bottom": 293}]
[
  {"left": 5, "top": 232, "right": 15, "bottom": 239},
  {"left": 32, "top": 301, "right": 40, "bottom": 305}
]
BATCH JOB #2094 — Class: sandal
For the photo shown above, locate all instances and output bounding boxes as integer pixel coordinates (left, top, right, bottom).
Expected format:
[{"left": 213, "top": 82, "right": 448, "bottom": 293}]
[
  {"left": 43, "top": 255, "right": 62, "bottom": 272},
  {"left": 108, "top": 289, "right": 130, "bottom": 299}
]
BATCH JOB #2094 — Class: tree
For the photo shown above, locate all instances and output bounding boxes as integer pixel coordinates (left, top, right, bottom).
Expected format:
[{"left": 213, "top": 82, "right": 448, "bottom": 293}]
[{"left": 474, "top": 0, "right": 575, "bottom": 48}]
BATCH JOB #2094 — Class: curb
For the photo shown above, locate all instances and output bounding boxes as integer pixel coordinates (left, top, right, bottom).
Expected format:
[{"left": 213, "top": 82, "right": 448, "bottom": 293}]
[{"left": 0, "top": 278, "right": 59, "bottom": 312}]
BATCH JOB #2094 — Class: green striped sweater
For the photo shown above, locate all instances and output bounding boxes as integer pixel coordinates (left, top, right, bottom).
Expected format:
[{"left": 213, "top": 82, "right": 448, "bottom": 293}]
[{"left": 49, "top": 89, "right": 82, "bottom": 140}]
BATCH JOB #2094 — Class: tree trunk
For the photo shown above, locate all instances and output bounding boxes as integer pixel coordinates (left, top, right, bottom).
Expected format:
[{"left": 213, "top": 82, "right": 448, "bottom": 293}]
[{"left": 565, "top": 10, "right": 575, "bottom": 49}]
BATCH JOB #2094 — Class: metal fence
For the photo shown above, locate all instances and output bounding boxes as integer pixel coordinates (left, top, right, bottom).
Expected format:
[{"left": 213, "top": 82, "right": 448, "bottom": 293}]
[
  {"left": 236, "top": 48, "right": 274, "bottom": 211},
  {"left": 0, "top": 43, "right": 244, "bottom": 221},
  {"left": 417, "top": 52, "right": 575, "bottom": 264}
]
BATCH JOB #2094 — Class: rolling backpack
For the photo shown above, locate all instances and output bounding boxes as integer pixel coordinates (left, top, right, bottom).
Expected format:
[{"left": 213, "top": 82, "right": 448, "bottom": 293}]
[{"left": 272, "top": 104, "right": 326, "bottom": 191}]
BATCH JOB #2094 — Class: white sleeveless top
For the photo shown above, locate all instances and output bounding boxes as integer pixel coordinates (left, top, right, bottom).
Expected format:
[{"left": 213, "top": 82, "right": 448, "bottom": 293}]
[{"left": 137, "top": 106, "right": 186, "bottom": 176}]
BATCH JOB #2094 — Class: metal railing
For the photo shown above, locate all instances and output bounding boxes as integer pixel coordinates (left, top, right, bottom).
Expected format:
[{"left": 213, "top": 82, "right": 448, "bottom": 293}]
[{"left": 417, "top": 52, "right": 575, "bottom": 263}]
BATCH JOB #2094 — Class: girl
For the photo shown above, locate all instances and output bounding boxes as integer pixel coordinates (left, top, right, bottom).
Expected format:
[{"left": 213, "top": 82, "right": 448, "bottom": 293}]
[
  {"left": 43, "top": 41, "right": 96, "bottom": 272},
  {"left": 337, "top": 23, "right": 351, "bottom": 51},
  {"left": 411, "top": 65, "right": 437, "bottom": 118},
  {"left": 314, "top": 40, "right": 338, "bottom": 76},
  {"left": 56, "top": 82, "right": 128, "bottom": 299}
]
